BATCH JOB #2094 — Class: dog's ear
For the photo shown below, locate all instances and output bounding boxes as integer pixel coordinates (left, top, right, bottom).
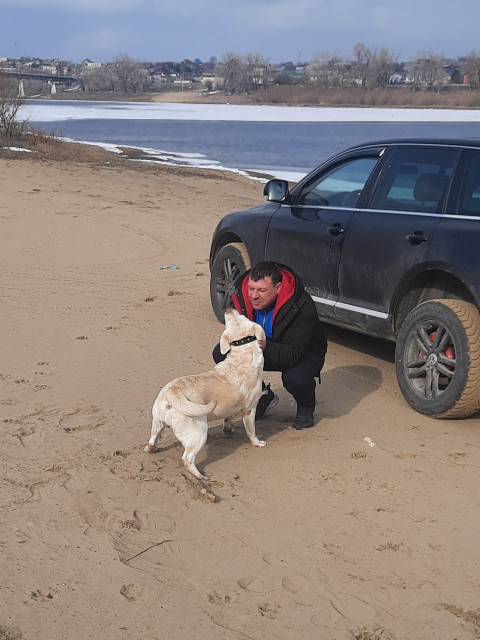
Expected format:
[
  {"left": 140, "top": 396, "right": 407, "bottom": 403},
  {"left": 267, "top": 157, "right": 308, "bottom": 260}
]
[
  {"left": 219, "top": 329, "right": 231, "bottom": 354},
  {"left": 254, "top": 323, "right": 266, "bottom": 341}
]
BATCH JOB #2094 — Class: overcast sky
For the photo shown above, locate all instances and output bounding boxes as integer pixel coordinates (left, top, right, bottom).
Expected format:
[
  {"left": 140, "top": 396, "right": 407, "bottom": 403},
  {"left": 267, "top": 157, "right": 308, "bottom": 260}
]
[{"left": 1, "top": 0, "right": 479, "bottom": 64}]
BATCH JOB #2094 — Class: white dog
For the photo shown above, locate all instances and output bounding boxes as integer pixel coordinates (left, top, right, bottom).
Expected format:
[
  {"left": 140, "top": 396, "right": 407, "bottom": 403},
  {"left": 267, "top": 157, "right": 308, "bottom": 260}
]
[{"left": 145, "top": 308, "right": 267, "bottom": 479}]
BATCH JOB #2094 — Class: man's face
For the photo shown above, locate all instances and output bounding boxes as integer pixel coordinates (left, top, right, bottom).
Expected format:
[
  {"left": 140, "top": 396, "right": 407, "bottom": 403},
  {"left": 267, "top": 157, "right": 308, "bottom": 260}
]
[{"left": 248, "top": 276, "right": 282, "bottom": 310}]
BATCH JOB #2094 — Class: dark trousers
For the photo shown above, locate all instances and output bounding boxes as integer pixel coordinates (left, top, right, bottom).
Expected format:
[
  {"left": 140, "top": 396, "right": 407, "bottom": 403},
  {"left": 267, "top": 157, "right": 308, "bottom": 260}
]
[{"left": 212, "top": 344, "right": 320, "bottom": 408}]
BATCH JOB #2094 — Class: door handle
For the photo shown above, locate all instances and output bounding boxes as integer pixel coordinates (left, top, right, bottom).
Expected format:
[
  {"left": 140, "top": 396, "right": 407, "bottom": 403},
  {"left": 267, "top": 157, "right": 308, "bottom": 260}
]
[
  {"left": 406, "top": 231, "right": 428, "bottom": 244},
  {"left": 327, "top": 223, "right": 345, "bottom": 236}
]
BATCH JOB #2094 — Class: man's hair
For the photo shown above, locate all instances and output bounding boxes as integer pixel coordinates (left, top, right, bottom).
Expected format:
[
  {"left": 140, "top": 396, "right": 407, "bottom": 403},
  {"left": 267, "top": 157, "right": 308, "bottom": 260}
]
[{"left": 249, "top": 261, "right": 282, "bottom": 286}]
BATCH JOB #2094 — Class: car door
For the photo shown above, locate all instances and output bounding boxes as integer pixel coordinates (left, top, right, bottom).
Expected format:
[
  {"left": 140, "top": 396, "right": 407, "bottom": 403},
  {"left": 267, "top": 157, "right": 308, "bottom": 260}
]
[
  {"left": 335, "top": 145, "right": 460, "bottom": 336},
  {"left": 264, "top": 150, "right": 383, "bottom": 314},
  {"left": 429, "top": 148, "right": 480, "bottom": 307}
]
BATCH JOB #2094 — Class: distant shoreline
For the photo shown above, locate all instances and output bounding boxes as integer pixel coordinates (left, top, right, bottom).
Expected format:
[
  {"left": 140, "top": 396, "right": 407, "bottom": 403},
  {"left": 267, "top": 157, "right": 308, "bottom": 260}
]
[
  {"left": 13, "top": 99, "right": 480, "bottom": 184},
  {"left": 35, "top": 87, "right": 480, "bottom": 110}
]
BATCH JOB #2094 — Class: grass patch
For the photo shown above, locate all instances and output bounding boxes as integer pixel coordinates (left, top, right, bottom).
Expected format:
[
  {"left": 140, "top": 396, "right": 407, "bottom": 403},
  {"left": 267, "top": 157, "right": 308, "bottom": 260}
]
[
  {"left": 248, "top": 85, "right": 480, "bottom": 109},
  {"left": 441, "top": 603, "right": 480, "bottom": 633},
  {"left": 0, "top": 127, "right": 234, "bottom": 180}
]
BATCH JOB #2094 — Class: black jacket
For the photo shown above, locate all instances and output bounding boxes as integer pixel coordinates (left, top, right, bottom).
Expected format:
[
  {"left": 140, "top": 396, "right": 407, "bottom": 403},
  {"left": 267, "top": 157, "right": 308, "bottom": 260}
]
[{"left": 232, "top": 265, "right": 327, "bottom": 373}]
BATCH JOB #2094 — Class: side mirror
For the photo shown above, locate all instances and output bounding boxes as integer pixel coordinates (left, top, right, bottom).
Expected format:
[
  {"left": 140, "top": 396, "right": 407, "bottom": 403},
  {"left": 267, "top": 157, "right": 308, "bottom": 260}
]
[{"left": 263, "top": 179, "right": 289, "bottom": 202}]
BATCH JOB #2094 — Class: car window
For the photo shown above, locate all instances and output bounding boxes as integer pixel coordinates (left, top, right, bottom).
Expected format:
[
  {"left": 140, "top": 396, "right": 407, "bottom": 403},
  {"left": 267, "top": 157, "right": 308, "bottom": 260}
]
[
  {"left": 297, "top": 157, "right": 379, "bottom": 208},
  {"left": 459, "top": 151, "right": 480, "bottom": 216},
  {"left": 369, "top": 147, "right": 457, "bottom": 214}
]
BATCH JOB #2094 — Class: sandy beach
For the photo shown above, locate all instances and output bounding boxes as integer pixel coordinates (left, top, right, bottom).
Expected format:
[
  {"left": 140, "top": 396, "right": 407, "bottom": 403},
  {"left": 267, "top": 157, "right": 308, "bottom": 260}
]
[{"left": 1, "top": 150, "right": 480, "bottom": 640}]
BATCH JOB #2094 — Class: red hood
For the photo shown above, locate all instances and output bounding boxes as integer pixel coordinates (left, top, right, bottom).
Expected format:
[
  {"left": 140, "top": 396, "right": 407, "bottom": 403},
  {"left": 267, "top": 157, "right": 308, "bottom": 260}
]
[{"left": 234, "top": 269, "right": 296, "bottom": 321}]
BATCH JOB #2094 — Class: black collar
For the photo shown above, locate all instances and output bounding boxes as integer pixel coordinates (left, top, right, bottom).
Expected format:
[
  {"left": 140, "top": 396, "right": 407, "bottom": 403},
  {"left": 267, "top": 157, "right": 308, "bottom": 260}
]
[{"left": 231, "top": 335, "right": 257, "bottom": 347}]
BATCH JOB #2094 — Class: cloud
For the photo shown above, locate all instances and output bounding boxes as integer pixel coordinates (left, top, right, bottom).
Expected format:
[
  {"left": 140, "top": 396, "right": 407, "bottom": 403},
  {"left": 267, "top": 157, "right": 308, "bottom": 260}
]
[
  {"left": 68, "top": 27, "right": 129, "bottom": 59},
  {"left": 230, "top": 0, "right": 357, "bottom": 31},
  {"left": 0, "top": 0, "right": 148, "bottom": 12}
]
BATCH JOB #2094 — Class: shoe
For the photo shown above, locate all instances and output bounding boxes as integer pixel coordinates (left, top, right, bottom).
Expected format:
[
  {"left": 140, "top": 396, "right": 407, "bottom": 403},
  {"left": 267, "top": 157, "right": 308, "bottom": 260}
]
[
  {"left": 255, "top": 383, "right": 279, "bottom": 420},
  {"left": 293, "top": 404, "right": 315, "bottom": 430}
]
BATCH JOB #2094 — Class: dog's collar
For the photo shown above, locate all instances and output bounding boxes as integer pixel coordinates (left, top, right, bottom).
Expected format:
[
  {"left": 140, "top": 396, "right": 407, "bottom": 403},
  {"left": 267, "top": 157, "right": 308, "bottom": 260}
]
[{"left": 231, "top": 335, "right": 257, "bottom": 347}]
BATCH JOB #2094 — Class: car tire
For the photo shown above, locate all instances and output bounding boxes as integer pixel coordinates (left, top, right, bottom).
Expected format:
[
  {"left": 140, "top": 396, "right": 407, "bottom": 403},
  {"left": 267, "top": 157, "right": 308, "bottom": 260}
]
[
  {"left": 210, "top": 242, "right": 251, "bottom": 323},
  {"left": 395, "top": 299, "right": 480, "bottom": 418}
]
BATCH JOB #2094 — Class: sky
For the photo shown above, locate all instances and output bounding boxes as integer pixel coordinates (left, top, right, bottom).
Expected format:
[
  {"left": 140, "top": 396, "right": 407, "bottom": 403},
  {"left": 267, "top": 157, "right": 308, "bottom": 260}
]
[{"left": 1, "top": 0, "right": 480, "bottom": 65}]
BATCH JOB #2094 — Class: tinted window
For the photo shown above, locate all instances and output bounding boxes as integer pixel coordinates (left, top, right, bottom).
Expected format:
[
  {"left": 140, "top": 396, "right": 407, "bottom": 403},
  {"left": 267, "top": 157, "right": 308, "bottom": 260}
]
[
  {"left": 370, "top": 147, "right": 458, "bottom": 213},
  {"left": 459, "top": 151, "right": 480, "bottom": 216},
  {"left": 297, "top": 157, "right": 379, "bottom": 208}
]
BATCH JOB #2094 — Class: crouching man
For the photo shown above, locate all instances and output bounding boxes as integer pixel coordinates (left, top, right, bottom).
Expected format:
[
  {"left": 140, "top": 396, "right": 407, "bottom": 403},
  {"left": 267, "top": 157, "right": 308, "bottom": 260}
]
[{"left": 213, "top": 261, "right": 327, "bottom": 430}]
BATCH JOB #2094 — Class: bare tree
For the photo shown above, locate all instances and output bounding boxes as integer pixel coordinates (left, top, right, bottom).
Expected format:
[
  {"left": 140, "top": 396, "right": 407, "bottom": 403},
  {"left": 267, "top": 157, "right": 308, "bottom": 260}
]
[
  {"left": 308, "top": 51, "right": 345, "bottom": 88},
  {"left": 351, "top": 44, "right": 398, "bottom": 89},
  {"left": 245, "top": 52, "right": 271, "bottom": 91},
  {"left": 353, "top": 42, "right": 372, "bottom": 88},
  {"left": 272, "top": 71, "right": 294, "bottom": 86},
  {"left": 464, "top": 50, "right": 480, "bottom": 89},
  {"left": 369, "top": 47, "right": 398, "bottom": 88},
  {"left": 217, "top": 52, "right": 249, "bottom": 94},
  {"left": 410, "top": 52, "right": 446, "bottom": 92},
  {"left": 111, "top": 54, "right": 147, "bottom": 93},
  {"left": 307, "top": 54, "right": 327, "bottom": 88},
  {"left": 82, "top": 65, "right": 114, "bottom": 93},
  {"left": 0, "top": 73, "right": 26, "bottom": 140}
]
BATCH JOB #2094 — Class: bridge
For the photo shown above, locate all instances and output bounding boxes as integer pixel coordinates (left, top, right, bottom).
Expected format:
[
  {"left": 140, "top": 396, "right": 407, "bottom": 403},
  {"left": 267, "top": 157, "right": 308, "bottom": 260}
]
[{"left": 1, "top": 68, "right": 77, "bottom": 86}]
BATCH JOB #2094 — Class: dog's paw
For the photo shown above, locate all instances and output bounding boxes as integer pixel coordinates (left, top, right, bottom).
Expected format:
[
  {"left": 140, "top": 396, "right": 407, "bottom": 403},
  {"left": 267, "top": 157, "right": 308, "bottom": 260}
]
[
  {"left": 187, "top": 467, "right": 209, "bottom": 481},
  {"left": 184, "top": 469, "right": 210, "bottom": 482},
  {"left": 144, "top": 444, "right": 157, "bottom": 453},
  {"left": 254, "top": 439, "right": 266, "bottom": 447}
]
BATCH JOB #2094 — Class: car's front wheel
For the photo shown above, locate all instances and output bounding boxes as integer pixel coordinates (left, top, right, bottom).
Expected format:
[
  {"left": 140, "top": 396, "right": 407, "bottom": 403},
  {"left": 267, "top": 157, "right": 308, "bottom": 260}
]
[
  {"left": 210, "top": 242, "right": 250, "bottom": 323},
  {"left": 395, "top": 299, "right": 480, "bottom": 418}
]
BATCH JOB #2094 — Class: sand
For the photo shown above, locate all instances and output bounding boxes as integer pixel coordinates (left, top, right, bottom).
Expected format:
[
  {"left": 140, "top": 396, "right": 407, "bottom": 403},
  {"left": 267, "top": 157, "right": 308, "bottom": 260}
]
[{"left": 1, "top": 153, "right": 480, "bottom": 640}]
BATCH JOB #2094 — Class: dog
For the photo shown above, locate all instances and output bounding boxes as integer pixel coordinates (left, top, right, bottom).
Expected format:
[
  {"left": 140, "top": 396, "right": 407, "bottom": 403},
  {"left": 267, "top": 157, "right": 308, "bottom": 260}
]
[{"left": 145, "top": 308, "right": 267, "bottom": 479}]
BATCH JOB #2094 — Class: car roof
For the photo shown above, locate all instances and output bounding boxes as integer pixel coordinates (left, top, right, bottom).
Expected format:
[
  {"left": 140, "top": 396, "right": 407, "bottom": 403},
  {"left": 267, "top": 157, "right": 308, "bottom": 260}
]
[{"left": 344, "top": 138, "right": 480, "bottom": 152}]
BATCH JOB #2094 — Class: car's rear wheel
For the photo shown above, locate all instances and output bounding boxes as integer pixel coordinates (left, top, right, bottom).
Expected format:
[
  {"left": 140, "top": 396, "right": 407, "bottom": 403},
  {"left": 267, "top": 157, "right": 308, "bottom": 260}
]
[
  {"left": 395, "top": 299, "right": 480, "bottom": 418},
  {"left": 210, "top": 242, "right": 250, "bottom": 323}
]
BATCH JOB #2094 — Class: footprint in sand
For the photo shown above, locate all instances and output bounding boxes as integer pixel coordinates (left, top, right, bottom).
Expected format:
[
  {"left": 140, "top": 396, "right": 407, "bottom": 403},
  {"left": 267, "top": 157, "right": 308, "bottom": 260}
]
[
  {"left": 207, "top": 591, "right": 233, "bottom": 605},
  {"left": 0, "top": 624, "right": 23, "bottom": 640},
  {"left": 120, "top": 583, "right": 146, "bottom": 602},
  {"left": 30, "top": 588, "right": 56, "bottom": 602},
  {"left": 237, "top": 575, "right": 276, "bottom": 593},
  {"left": 281, "top": 573, "right": 313, "bottom": 594},
  {"left": 258, "top": 601, "right": 283, "bottom": 619}
]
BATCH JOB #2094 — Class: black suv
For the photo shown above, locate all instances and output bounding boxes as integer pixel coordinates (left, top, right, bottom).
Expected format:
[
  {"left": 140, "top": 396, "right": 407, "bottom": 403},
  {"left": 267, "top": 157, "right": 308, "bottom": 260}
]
[{"left": 209, "top": 139, "right": 480, "bottom": 419}]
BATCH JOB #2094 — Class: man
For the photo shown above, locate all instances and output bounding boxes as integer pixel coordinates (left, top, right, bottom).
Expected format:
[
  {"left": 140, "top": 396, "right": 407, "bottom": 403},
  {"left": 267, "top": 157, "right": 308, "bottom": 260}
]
[{"left": 213, "top": 261, "right": 327, "bottom": 430}]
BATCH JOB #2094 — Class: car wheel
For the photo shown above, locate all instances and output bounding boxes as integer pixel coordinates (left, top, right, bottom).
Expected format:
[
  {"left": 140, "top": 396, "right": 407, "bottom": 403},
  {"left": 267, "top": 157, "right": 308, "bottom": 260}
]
[
  {"left": 210, "top": 242, "right": 251, "bottom": 323},
  {"left": 395, "top": 299, "right": 480, "bottom": 418}
]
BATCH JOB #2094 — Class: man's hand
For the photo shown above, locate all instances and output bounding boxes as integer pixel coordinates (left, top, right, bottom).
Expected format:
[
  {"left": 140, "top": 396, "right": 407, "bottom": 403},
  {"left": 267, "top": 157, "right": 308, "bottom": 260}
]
[{"left": 257, "top": 339, "right": 267, "bottom": 350}]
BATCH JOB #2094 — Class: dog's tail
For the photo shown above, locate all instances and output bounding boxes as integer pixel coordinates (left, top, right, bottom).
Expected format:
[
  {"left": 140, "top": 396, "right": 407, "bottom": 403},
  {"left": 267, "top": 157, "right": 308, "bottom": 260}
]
[{"left": 166, "top": 388, "right": 216, "bottom": 417}]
